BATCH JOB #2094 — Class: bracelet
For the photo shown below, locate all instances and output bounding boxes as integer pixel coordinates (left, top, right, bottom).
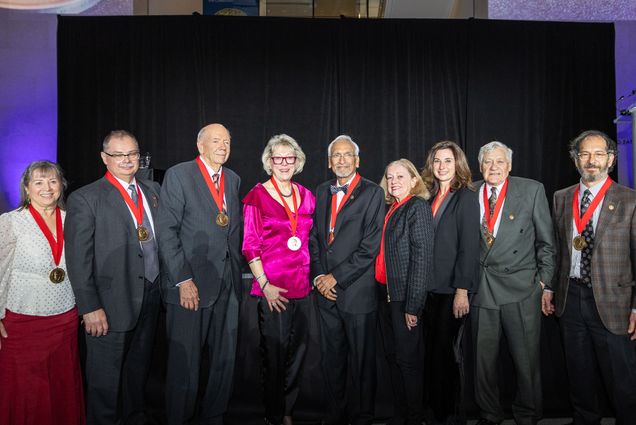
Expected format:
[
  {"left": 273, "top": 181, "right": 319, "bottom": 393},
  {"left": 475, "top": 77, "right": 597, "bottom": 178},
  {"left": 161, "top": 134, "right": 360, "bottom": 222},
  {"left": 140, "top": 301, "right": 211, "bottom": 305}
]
[
  {"left": 254, "top": 272, "right": 266, "bottom": 282},
  {"left": 248, "top": 257, "right": 261, "bottom": 265},
  {"left": 260, "top": 280, "right": 269, "bottom": 291}
]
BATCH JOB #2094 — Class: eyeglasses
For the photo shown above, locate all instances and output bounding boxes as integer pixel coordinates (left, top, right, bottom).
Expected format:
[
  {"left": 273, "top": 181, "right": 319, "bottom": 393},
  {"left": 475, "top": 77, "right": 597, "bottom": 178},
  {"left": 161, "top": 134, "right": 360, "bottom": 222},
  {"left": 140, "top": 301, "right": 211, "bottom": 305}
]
[
  {"left": 576, "top": 151, "right": 611, "bottom": 161},
  {"left": 330, "top": 152, "right": 356, "bottom": 160},
  {"left": 271, "top": 156, "right": 297, "bottom": 165},
  {"left": 103, "top": 151, "right": 141, "bottom": 161}
]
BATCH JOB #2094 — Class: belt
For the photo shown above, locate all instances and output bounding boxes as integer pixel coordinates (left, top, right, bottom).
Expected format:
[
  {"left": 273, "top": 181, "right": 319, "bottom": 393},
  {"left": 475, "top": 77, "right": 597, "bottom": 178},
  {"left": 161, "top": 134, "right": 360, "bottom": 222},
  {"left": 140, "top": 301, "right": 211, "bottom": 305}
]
[{"left": 569, "top": 277, "right": 592, "bottom": 288}]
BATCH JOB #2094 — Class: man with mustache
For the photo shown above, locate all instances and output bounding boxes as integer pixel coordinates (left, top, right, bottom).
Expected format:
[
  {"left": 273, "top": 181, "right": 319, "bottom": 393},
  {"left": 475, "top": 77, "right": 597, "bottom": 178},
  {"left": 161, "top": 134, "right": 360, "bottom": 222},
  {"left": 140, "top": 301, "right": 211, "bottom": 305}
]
[
  {"left": 156, "top": 123, "right": 242, "bottom": 425},
  {"left": 309, "top": 135, "right": 384, "bottom": 425},
  {"left": 472, "top": 141, "right": 555, "bottom": 425},
  {"left": 66, "top": 130, "right": 161, "bottom": 424},
  {"left": 545, "top": 130, "right": 636, "bottom": 425}
]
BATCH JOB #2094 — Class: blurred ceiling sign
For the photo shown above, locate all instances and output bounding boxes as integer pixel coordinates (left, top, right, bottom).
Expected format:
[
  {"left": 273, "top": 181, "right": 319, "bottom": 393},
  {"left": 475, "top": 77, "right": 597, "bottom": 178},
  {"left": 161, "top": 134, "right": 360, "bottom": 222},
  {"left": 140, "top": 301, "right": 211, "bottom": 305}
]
[
  {"left": 0, "top": 0, "right": 103, "bottom": 13},
  {"left": 203, "top": 0, "right": 259, "bottom": 16}
]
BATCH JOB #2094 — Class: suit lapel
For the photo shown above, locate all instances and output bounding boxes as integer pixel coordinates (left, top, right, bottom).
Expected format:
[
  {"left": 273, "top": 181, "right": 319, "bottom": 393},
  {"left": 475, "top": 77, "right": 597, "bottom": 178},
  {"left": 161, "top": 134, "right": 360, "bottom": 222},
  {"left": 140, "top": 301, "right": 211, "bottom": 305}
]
[
  {"left": 137, "top": 180, "right": 159, "bottom": 217},
  {"left": 490, "top": 178, "right": 521, "bottom": 252},
  {"left": 594, "top": 184, "right": 619, "bottom": 244},
  {"left": 563, "top": 186, "right": 575, "bottom": 262},
  {"left": 190, "top": 161, "right": 218, "bottom": 213},
  {"left": 103, "top": 179, "right": 137, "bottom": 237},
  {"left": 223, "top": 170, "right": 235, "bottom": 217},
  {"left": 333, "top": 180, "right": 363, "bottom": 235},
  {"left": 433, "top": 191, "right": 455, "bottom": 230}
]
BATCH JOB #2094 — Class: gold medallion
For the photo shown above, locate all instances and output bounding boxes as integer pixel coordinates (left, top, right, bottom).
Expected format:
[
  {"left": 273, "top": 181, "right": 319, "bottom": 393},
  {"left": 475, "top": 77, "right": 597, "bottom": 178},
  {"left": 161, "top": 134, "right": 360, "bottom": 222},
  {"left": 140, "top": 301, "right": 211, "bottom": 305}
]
[
  {"left": 572, "top": 235, "right": 587, "bottom": 251},
  {"left": 485, "top": 233, "right": 495, "bottom": 247},
  {"left": 49, "top": 267, "right": 66, "bottom": 284},
  {"left": 137, "top": 226, "right": 150, "bottom": 241},
  {"left": 216, "top": 212, "right": 229, "bottom": 227}
]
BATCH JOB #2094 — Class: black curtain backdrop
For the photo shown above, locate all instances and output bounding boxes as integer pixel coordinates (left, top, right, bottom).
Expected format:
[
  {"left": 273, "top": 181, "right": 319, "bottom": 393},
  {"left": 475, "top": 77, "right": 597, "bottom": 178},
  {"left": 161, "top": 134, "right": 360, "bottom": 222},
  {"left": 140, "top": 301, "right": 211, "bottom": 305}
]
[{"left": 58, "top": 16, "right": 616, "bottom": 424}]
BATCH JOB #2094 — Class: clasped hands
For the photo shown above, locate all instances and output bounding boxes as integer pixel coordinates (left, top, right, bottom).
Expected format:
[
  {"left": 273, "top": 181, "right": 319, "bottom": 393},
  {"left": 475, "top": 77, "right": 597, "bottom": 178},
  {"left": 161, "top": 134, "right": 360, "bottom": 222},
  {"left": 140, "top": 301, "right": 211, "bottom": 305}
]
[{"left": 315, "top": 274, "right": 337, "bottom": 301}]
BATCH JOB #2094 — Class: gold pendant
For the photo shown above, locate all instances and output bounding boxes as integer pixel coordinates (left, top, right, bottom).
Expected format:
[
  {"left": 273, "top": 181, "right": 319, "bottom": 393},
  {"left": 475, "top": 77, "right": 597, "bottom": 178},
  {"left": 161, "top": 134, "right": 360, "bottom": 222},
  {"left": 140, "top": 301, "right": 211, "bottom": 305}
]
[
  {"left": 485, "top": 233, "right": 495, "bottom": 247},
  {"left": 216, "top": 212, "right": 229, "bottom": 227},
  {"left": 49, "top": 267, "right": 66, "bottom": 284},
  {"left": 572, "top": 235, "right": 587, "bottom": 251},
  {"left": 137, "top": 226, "right": 150, "bottom": 241}
]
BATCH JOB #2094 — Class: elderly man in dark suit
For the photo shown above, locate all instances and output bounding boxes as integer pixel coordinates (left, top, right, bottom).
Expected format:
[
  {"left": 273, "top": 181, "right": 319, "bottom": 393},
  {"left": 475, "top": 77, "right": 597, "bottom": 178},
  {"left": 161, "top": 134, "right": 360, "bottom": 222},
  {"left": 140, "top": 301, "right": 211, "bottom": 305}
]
[
  {"left": 156, "top": 123, "right": 242, "bottom": 425},
  {"left": 309, "top": 135, "right": 384, "bottom": 425},
  {"left": 66, "top": 130, "right": 161, "bottom": 425},
  {"left": 544, "top": 130, "right": 636, "bottom": 425},
  {"left": 471, "top": 141, "right": 556, "bottom": 425}
]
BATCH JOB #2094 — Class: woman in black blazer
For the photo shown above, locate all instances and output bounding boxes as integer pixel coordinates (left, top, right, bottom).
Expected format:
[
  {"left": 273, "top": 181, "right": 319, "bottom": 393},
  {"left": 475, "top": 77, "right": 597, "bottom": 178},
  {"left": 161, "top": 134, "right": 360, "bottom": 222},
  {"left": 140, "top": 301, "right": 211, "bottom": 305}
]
[
  {"left": 375, "top": 158, "right": 434, "bottom": 425},
  {"left": 421, "top": 141, "right": 480, "bottom": 425}
]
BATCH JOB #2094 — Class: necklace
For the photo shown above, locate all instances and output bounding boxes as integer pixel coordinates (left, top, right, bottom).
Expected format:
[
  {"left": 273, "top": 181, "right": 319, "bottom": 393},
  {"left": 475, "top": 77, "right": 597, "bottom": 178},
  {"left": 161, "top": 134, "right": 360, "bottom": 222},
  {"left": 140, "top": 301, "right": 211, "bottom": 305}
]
[{"left": 280, "top": 189, "right": 293, "bottom": 198}]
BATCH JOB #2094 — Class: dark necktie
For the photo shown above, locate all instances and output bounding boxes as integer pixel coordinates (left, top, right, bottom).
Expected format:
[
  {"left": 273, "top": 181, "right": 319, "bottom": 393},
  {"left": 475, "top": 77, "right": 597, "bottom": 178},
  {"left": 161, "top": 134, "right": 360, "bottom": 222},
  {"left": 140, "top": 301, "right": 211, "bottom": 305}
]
[
  {"left": 128, "top": 184, "right": 159, "bottom": 283},
  {"left": 330, "top": 184, "right": 348, "bottom": 195},
  {"left": 579, "top": 189, "right": 594, "bottom": 283},
  {"left": 481, "top": 186, "right": 497, "bottom": 239}
]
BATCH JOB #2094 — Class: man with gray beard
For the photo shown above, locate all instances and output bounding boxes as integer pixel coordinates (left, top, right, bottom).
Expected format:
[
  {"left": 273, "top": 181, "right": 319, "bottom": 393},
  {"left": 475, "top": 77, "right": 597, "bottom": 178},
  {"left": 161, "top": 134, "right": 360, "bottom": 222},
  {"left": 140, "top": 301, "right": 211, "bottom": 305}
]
[{"left": 545, "top": 130, "right": 636, "bottom": 425}]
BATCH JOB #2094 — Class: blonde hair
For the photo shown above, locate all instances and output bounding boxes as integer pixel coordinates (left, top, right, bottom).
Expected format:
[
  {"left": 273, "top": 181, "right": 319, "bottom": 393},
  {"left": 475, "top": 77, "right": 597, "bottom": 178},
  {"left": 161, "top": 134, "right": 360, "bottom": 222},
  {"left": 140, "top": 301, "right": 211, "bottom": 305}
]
[
  {"left": 261, "top": 134, "right": 306, "bottom": 176},
  {"left": 379, "top": 158, "right": 430, "bottom": 204}
]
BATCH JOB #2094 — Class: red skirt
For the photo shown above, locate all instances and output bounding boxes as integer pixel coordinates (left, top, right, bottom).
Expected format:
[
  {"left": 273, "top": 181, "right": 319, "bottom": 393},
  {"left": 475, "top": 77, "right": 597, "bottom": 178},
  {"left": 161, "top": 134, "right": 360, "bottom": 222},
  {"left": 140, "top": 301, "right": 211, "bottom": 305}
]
[{"left": 0, "top": 307, "right": 85, "bottom": 425}]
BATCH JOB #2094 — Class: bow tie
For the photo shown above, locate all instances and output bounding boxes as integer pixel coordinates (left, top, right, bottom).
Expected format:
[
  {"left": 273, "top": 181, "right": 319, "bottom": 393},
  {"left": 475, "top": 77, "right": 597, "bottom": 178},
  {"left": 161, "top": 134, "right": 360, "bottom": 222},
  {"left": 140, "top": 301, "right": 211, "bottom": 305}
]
[{"left": 330, "top": 184, "right": 349, "bottom": 195}]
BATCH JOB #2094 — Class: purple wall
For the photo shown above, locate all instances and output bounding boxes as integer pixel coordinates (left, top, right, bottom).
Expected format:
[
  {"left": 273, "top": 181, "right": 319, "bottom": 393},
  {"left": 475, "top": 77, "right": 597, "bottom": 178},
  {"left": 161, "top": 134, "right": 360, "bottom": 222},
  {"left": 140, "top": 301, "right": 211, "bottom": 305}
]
[
  {"left": 0, "top": 9, "right": 57, "bottom": 212},
  {"left": 490, "top": 1, "right": 636, "bottom": 187}
]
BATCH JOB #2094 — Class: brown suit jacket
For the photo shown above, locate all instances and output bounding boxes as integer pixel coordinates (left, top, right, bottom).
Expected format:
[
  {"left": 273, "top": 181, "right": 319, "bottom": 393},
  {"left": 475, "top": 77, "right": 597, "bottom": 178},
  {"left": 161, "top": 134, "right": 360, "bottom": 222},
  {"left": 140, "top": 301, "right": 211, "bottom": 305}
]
[{"left": 552, "top": 181, "right": 636, "bottom": 335}]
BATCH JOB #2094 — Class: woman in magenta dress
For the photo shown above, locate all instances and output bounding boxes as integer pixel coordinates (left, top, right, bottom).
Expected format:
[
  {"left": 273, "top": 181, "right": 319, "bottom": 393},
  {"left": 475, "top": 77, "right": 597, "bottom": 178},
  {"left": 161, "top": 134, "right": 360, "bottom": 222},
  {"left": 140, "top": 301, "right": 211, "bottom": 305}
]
[
  {"left": 0, "top": 161, "right": 85, "bottom": 425},
  {"left": 242, "top": 134, "right": 316, "bottom": 425}
]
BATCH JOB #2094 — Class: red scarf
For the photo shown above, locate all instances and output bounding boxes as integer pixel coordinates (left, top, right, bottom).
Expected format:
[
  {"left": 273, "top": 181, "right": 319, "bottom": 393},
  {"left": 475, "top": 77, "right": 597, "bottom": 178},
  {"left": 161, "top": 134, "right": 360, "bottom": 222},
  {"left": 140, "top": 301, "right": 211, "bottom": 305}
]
[{"left": 375, "top": 195, "right": 412, "bottom": 284}]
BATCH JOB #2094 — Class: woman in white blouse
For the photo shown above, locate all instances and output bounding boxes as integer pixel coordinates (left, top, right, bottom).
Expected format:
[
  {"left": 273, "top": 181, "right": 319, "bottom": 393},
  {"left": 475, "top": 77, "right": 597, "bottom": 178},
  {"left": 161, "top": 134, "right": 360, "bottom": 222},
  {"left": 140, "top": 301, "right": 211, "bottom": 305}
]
[{"left": 0, "top": 161, "right": 85, "bottom": 425}]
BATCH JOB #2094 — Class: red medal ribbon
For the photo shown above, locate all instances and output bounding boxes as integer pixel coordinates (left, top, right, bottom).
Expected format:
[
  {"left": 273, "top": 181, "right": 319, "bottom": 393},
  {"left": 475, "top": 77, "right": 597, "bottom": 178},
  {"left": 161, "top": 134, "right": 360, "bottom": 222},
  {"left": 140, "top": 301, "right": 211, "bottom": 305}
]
[
  {"left": 105, "top": 171, "right": 145, "bottom": 227},
  {"left": 196, "top": 156, "right": 225, "bottom": 213},
  {"left": 28, "top": 205, "right": 64, "bottom": 267},
  {"left": 571, "top": 177, "right": 613, "bottom": 234},
  {"left": 483, "top": 179, "right": 508, "bottom": 234},
  {"left": 270, "top": 178, "right": 299, "bottom": 236},
  {"left": 431, "top": 189, "right": 450, "bottom": 218},
  {"left": 329, "top": 173, "right": 361, "bottom": 244},
  {"left": 375, "top": 195, "right": 412, "bottom": 284}
]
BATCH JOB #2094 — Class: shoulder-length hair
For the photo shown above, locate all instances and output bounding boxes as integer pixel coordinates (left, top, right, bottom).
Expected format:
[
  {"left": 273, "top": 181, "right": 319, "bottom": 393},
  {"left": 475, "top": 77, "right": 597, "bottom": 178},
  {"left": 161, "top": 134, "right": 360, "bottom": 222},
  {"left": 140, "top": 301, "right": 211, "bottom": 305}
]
[
  {"left": 380, "top": 158, "right": 430, "bottom": 204},
  {"left": 19, "top": 160, "right": 68, "bottom": 210},
  {"left": 421, "top": 141, "right": 474, "bottom": 195}
]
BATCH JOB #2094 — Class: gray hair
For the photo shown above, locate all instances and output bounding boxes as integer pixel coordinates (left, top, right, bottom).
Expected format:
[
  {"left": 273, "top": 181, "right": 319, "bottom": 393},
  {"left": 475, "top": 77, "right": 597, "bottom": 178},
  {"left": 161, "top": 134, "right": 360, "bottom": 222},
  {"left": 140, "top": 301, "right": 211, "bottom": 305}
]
[
  {"left": 261, "top": 134, "right": 306, "bottom": 176},
  {"left": 478, "top": 141, "right": 513, "bottom": 164},
  {"left": 19, "top": 160, "right": 68, "bottom": 210},
  {"left": 327, "top": 135, "right": 360, "bottom": 157},
  {"left": 103, "top": 130, "right": 139, "bottom": 152}
]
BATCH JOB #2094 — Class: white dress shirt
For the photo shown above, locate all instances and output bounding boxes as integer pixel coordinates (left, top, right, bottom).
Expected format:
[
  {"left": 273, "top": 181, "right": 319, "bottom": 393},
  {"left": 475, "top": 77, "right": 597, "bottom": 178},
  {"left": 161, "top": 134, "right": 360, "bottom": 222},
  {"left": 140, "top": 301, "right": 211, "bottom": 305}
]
[
  {"left": 478, "top": 181, "right": 507, "bottom": 237},
  {"left": 569, "top": 177, "right": 606, "bottom": 278}
]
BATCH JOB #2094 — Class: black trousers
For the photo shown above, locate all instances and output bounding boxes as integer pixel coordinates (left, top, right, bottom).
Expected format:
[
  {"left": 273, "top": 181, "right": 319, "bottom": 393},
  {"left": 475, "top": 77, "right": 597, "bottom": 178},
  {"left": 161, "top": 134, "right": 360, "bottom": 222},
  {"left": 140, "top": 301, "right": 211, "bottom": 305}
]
[
  {"left": 560, "top": 280, "right": 636, "bottom": 425},
  {"left": 84, "top": 279, "right": 161, "bottom": 425},
  {"left": 317, "top": 298, "right": 377, "bottom": 425},
  {"left": 422, "top": 292, "right": 467, "bottom": 425},
  {"left": 257, "top": 295, "right": 312, "bottom": 424},
  {"left": 377, "top": 286, "right": 424, "bottom": 425},
  {"left": 164, "top": 277, "right": 239, "bottom": 425}
]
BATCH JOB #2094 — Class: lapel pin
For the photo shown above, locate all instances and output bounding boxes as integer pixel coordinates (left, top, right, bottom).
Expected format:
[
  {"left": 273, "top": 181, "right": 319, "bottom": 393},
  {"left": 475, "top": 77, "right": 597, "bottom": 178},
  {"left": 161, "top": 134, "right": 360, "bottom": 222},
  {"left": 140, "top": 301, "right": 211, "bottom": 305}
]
[
  {"left": 151, "top": 195, "right": 158, "bottom": 208},
  {"left": 608, "top": 203, "right": 615, "bottom": 211},
  {"left": 509, "top": 214, "right": 515, "bottom": 220}
]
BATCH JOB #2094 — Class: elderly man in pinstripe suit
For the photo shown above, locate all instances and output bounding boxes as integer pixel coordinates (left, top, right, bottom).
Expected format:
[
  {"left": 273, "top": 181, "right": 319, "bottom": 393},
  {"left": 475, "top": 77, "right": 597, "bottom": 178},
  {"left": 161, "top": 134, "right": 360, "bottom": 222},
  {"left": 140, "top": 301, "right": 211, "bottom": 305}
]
[
  {"left": 545, "top": 130, "right": 636, "bottom": 425},
  {"left": 156, "top": 123, "right": 242, "bottom": 425}
]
